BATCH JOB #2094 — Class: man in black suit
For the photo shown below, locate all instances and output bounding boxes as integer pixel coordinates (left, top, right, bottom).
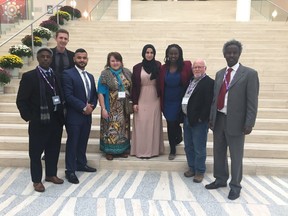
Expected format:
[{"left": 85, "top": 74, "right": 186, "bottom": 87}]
[
  {"left": 62, "top": 48, "right": 98, "bottom": 184},
  {"left": 182, "top": 59, "right": 214, "bottom": 183},
  {"left": 50, "top": 28, "right": 75, "bottom": 77},
  {"left": 16, "top": 47, "right": 65, "bottom": 192}
]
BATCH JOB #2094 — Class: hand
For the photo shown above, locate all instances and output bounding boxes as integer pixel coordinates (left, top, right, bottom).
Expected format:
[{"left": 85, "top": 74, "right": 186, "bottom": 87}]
[
  {"left": 243, "top": 126, "right": 253, "bottom": 135},
  {"left": 83, "top": 104, "right": 94, "bottom": 115},
  {"left": 101, "top": 108, "right": 109, "bottom": 119},
  {"left": 208, "top": 121, "right": 214, "bottom": 130},
  {"left": 133, "top": 105, "right": 138, "bottom": 112}
]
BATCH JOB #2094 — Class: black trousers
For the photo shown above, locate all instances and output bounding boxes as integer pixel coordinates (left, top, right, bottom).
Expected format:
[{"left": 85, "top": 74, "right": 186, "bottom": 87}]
[
  {"left": 166, "top": 120, "right": 182, "bottom": 154},
  {"left": 28, "top": 113, "right": 63, "bottom": 183}
]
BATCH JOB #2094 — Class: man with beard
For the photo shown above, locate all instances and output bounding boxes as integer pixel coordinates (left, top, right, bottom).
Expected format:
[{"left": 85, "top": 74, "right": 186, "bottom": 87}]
[
  {"left": 62, "top": 48, "right": 98, "bottom": 184},
  {"left": 205, "top": 39, "right": 259, "bottom": 200}
]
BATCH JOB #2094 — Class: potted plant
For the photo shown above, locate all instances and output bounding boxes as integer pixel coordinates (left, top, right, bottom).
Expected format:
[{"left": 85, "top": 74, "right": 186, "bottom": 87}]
[
  {"left": 59, "top": 6, "right": 74, "bottom": 17},
  {"left": 74, "top": 8, "right": 82, "bottom": 19},
  {"left": 40, "top": 20, "right": 59, "bottom": 32},
  {"left": 49, "top": 15, "right": 64, "bottom": 25},
  {"left": 9, "top": 44, "right": 32, "bottom": 65},
  {"left": 33, "top": 26, "right": 52, "bottom": 42},
  {"left": 21, "top": 35, "right": 42, "bottom": 47},
  {"left": 55, "top": 11, "right": 71, "bottom": 22},
  {"left": 0, "top": 67, "right": 12, "bottom": 93},
  {"left": 0, "top": 54, "right": 23, "bottom": 78}
]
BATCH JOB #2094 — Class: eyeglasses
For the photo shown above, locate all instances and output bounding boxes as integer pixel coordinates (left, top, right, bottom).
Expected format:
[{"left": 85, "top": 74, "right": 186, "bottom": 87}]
[{"left": 192, "top": 66, "right": 205, "bottom": 69}]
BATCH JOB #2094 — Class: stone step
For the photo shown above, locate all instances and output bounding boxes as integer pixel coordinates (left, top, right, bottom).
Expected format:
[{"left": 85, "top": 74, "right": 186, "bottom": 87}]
[
  {"left": 0, "top": 150, "right": 287, "bottom": 175},
  {"left": 1, "top": 113, "right": 288, "bottom": 131},
  {"left": 0, "top": 136, "right": 287, "bottom": 159},
  {"left": 0, "top": 124, "right": 287, "bottom": 144}
]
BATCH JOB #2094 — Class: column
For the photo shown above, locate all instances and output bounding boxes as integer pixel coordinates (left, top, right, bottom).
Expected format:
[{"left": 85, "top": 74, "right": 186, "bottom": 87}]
[
  {"left": 118, "top": 0, "right": 131, "bottom": 21},
  {"left": 236, "top": 0, "right": 251, "bottom": 21}
]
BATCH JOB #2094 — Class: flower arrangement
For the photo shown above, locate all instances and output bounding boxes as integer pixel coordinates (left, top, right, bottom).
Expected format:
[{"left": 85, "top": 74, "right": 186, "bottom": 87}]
[
  {"left": 49, "top": 15, "right": 64, "bottom": 25},
  {"left": 60, "top": 6, "right": 82, "bottom": 19},
  {"left": 21, "top": 35, "right": 42, "bottom": 47},
  {"left": 9, "top": 44, "right": 32, "bottom": 57},
  {"left": 0, "top": 55, "right": 23, "bottom": 68},
  {"left": 0, "top": 67, "right": 12, "bottom": 85},
  {"left": 55, "top": 11, "right": 71, "bottom": 21},
  {"left": 40, "top": 20, "right": 59, "bottom": 32},
  {"left": 33, "top": 26, "right": 52, "bottom": 40}
]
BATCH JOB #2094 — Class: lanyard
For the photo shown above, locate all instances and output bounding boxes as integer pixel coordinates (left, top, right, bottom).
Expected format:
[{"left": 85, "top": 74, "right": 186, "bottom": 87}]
[
  {"left": 38, "top": 66, "right": 56, "bottom": 95},
  {"left": 223, "top": 70, "right": 232, "bottom": 92}
]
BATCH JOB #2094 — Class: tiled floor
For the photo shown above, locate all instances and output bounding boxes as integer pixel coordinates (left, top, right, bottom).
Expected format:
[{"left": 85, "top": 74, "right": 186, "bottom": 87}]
[{"left": 0, "top": 167, "right": 287, "bottom": 215}]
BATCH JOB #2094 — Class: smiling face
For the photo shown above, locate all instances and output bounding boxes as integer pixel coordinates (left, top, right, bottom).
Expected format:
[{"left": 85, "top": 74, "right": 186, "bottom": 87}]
[
  {"left": 168, "top": 47, "right": 180, "bottom": 63},
  {"left": 55, "top": 32, "right": 69, "bottom": 50},
  {"left": 73, "top": 52, "right": 88, "bottom": 70},
  {"left": 145, "top": 48, "right": 154, "bottom": 61},
  {"left": 224, "top": 44, "right": 241, "bottom": 67},
  {"left": 109, "top": 55, "right": 122, "bottom": 70},
  {"left": 192, "top": 60, "right": 206, "bottom": 79}
]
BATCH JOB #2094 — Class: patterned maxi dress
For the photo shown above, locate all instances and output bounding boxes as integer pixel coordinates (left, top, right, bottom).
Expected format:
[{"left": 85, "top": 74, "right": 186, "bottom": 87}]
[{"left": 98, "top": 68, "right": 132, "bottom": 155}]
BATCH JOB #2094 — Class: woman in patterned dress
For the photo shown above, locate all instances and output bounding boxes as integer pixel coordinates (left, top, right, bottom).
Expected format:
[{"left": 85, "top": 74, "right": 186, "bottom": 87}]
[{"left": 98, "top": 52, "right": 132, "bottom": 160}]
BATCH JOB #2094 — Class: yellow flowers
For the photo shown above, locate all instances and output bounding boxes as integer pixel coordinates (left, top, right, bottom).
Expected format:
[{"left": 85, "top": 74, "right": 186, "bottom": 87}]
[{"left": 0, "top": 54, "right": 23, "bottom": 68}]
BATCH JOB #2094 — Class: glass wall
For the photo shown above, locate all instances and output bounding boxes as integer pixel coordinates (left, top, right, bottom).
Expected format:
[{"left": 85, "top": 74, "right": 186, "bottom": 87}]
[{"left": 89, "top": 0, "right": 112, "bottom": 21}]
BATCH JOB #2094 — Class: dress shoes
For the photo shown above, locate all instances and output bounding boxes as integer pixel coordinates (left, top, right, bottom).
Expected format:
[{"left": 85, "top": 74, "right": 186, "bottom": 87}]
[
  {"left": 205, "top": 181, "right": 227, "bottom": 189},
  {"left": 77, "top": 165, "right": 97, "bottom": 172},
  {"left": 228, "top": 189, "right": 240, "bottom": 200},
  {"left": 45, "top": 176, "right": 64, "bottom": 184},
  {"left": 65, "top": 172, "right": 79, "bottom": 184},
  {"left": 106, "top": 154, "right": 113, "bottom": 160},
  {"left": 33, "top": 182, "right": 45, "bottom": 192},
  {"left": 168, "top": 154, "right": 176, "bottom": 160}
]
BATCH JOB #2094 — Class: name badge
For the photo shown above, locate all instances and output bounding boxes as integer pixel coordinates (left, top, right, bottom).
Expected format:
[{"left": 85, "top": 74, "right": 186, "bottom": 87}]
[
  {"left": 118, "top": 91, "right": 125, "bottom": 98},
  {"left": 52, "top": 95, "right": 61, "bottom": 105},
  {"left": 182, "top": 97, "right": 189, "bottom": 105}
]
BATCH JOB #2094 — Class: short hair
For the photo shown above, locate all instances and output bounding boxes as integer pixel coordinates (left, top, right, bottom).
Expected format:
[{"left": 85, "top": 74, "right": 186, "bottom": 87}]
[
  {"left": 75, "top": 48, "right": 87, "bottom": 54},
  {"left": 164, "top": 44, "right": 184, "bottom": 72},
  {"left": 55, "top": 29, "right": 69, "bottom": 38},
  {"left": 105, "top": 52, "right": 123, "bottom": 68},
  {"left": 222, "top": 39, "right": 243, "bottom": 55}
]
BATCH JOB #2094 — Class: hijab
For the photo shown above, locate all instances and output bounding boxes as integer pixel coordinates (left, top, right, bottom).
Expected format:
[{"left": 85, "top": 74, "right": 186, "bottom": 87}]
[{"left": 141, "top": 44, "right": 159, "bottom": 80}]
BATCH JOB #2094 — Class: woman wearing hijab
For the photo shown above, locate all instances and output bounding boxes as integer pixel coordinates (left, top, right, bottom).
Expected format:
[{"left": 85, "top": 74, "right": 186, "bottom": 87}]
[
  {"left": 131, "top": 44, "right": 164, "bottom": 159},
  {"left": 98, "top": 52, "right": 132, "bottom": 160}
]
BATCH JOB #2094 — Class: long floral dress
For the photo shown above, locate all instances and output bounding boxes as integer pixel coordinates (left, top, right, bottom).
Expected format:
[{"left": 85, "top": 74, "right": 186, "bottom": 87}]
[{"left": 98, "top": 68, "right": 132, "bottom": 154}]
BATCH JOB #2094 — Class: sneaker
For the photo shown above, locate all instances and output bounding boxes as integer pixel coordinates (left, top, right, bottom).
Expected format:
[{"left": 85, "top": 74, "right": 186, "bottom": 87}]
[
  {"left": 193, "top": 173, "right": 204, "bottom": 183},
  {"left": 184, "top": 170, "right": 195, "bottom": 178}
]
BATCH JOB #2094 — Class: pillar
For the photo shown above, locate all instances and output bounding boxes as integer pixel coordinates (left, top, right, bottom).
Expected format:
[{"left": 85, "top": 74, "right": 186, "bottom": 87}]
[
  {"left": 236, "top": 0, "right": 251, "bottom": 21},
  {"left": 118, "top": 0, "right": 131, "bottom": 21}
]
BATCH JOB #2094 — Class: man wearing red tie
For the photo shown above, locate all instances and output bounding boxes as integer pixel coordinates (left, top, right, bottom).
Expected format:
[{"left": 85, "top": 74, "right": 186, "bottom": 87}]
[
  {"left": 62, "top": 48, "right": 98, "bottom": 184},
  {"left": 206, "top": 40, "right": 259, "bottom": 200}
]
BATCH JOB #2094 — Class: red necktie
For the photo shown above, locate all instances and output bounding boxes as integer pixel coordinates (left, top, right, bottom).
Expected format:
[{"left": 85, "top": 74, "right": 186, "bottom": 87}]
[{"left": 217, "top": 68, "right": 233, "bottom": 110}]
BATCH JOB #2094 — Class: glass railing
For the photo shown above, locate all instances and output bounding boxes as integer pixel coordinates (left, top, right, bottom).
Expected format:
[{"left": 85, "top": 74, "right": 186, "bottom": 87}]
[
  {"left": 251, "top": 0, "right": 288, "bottom": 21},
  {"left": 89, "top": 0, "right": 113, "bottom": 21}
]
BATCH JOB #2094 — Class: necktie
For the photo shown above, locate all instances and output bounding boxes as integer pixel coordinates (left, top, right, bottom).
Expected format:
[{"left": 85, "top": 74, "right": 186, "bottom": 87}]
[
  {"left": 217, "top": 68, "right": 233, "bottom": 110},
  {"left": 58, "top": 53, "right": 64, "bottom": 73},
  {"left": 82, "top": 71, "right": 91, "bottom": 101}
]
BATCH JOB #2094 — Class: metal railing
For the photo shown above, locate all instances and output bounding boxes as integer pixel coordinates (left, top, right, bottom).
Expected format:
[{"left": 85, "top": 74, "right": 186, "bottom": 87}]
[
  {"left": 89, "top": 0, "right": 113, "bottom": 21},
  {"left": 251, "top": 0, "right": 288, "bottom": 21},
  {"left": 0, "top": 0, "right": 65, "bottom": 60}
]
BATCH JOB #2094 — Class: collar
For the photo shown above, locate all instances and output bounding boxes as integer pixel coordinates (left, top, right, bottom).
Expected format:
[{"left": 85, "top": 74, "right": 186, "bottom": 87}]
[{"left": 226, "top": 62, "right": 240, "bottom": 72}]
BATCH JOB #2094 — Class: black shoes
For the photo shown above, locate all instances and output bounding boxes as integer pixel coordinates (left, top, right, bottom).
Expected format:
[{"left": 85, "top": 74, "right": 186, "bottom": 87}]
[
  {"left": 205, "top": 181, "right": 227, "bottom": 189},
  {"left": 65, "top": 172, "right": 79, "bottom": 184},
  {"left": 228, "top": 189, "right": 240, "bottom": 200},
  {"left": 77, "top": 165, "right": 97, "bottom": 172}
]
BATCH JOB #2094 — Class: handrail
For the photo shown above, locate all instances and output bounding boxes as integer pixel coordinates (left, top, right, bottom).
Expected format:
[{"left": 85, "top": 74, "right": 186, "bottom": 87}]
[
  {"left": 267, "top": 0, "right": 288, "bottom": 14},
  {"left": 89, "top": 0, "right": 112, "bottom": 21},
  {"left": 0, "top": 0, "right": 66, "bottom": 59}
]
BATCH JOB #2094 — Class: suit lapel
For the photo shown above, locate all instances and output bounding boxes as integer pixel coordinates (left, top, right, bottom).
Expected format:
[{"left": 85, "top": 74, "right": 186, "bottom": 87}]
[{"left": 229, "top": 64, "right": 244, "bottom": 89}]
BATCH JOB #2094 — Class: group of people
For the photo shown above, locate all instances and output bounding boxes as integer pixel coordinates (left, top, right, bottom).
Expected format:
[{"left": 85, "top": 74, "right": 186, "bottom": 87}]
[{"left": 16, "top": 28, "right": 259, "bottom": 201}]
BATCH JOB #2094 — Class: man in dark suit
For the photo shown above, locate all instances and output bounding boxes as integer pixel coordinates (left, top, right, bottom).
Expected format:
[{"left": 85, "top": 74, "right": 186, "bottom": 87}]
[
  {"left": 62, "top": 48, "right": 98, "bottom": 184},
  {"left": 16, "top": 47, "right": 65, "bottom": 192},
  {"left": 50, "top": 29, "right": 75, "bottom": 77},
  {"left": 182, "top": 59, "right": 214, "bottom": 183},
  {"left": 206, "top": 39, "right": 259, "bottom": 200}
]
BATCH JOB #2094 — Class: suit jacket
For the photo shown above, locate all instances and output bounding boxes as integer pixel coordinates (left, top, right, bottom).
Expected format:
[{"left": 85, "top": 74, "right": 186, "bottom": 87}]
[
  {"left": 131, "top": 61, "right": 161, "bottom": 105},
  {"left": 62, "top": 67, "right": 98, "bottom": 124},
  {"left": 50, "top": 47, "right": 75, "bottom": 76},
  {"left": 186, "top": 75, "right": 214, "bottom": 127},
  {"left": 16, "top": 67, "right": 65, "bottom": 124},
  {"left": 210, "top": 64, "right": 259, "bottom": 136},
  {"left": 159, "top": 60, "right": 192, "bottom": 111}
]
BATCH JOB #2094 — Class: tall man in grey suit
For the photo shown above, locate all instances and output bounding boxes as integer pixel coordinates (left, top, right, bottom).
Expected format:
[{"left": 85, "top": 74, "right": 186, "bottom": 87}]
[{"left": 205, "top": 39, "right": 259, "bottom": 200}]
